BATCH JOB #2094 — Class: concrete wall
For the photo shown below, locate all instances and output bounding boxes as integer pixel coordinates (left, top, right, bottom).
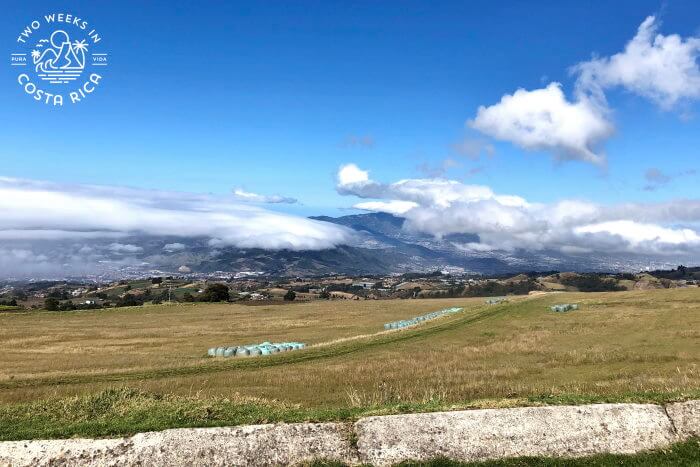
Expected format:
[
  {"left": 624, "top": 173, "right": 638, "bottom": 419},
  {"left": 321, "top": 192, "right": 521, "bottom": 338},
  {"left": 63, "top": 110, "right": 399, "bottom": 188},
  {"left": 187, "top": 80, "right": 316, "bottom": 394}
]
[{"left": 0, "top": 400, "right": 697, "bottom": 466}]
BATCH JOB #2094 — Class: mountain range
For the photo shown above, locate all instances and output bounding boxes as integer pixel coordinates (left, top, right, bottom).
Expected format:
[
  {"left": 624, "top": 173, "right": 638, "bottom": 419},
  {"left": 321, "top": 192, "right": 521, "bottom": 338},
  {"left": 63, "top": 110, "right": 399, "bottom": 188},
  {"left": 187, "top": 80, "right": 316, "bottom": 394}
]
[
  {"left": 124, "top": 213, "right": 675, "bottom": 277},
  {"left": 3, "top": 212, "right": 682, "bottom": 280}
]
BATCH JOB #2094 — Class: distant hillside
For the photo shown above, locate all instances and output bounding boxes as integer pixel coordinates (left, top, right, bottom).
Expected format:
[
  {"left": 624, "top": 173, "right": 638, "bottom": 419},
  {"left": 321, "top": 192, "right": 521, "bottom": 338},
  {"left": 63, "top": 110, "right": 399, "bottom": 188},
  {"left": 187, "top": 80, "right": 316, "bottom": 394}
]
[{"left": 1, "top": 213, "right": 693, "bottom": 279}]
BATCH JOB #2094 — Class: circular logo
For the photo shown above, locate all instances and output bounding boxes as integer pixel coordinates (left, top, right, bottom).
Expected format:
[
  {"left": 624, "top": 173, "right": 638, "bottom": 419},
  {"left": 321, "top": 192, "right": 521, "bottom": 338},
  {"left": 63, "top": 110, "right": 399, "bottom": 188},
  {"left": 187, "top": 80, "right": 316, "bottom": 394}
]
[{"left": 11, "top": 13, "right": 108, "bottom": 106}]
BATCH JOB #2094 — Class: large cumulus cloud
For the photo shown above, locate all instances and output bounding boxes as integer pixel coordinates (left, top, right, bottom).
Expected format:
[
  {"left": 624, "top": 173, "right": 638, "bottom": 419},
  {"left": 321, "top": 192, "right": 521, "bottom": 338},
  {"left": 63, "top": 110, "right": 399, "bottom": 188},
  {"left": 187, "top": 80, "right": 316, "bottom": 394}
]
[
  {"left": 469, "top": 83, "right": 612, "bottom": 165},
  {"left": 573, "top": 16, "right": 700, "bottom": 109},
  {"left": 469, "top": 15, "right": 700, "bottom": 165}
]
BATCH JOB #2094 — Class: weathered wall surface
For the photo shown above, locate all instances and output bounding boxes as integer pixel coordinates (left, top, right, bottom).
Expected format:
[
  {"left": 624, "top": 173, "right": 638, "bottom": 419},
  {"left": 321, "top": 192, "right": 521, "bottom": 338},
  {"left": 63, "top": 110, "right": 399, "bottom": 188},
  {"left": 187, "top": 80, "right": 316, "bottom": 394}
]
[
  {"left": 0, "top": 401, "right": 697, "bottom": 466},
  {"left": 666, "top": 400, "right": 700, "bottom": 439},
  {"left": 0, "top": 423, "right": 357, "bottom": 467},
  {"left": 355, "top": 403, "right": 677, "bottom": 465}
]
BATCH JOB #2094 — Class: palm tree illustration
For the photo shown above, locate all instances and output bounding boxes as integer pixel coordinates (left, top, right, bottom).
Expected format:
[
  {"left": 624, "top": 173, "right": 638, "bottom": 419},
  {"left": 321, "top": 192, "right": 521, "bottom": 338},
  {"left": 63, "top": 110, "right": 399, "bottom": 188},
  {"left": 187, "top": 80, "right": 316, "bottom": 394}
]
[{"left": 72, "top": 40, "right": 88, "bottom": 68}]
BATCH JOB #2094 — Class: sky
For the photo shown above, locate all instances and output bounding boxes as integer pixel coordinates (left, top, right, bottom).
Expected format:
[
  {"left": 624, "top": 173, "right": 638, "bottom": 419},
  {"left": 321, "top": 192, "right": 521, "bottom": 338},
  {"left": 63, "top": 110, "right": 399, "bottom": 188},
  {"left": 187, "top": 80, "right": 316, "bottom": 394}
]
[{"left": 2, "top": 1, "right": 700, "bottom": 267}]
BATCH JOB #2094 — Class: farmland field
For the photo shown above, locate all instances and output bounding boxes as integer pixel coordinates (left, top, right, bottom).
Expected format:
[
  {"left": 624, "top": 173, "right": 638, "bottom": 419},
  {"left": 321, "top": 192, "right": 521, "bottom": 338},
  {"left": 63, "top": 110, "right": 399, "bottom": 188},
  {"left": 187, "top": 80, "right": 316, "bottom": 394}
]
[{"left": 0, "top": 288, "right": 698, "bottom": 440}]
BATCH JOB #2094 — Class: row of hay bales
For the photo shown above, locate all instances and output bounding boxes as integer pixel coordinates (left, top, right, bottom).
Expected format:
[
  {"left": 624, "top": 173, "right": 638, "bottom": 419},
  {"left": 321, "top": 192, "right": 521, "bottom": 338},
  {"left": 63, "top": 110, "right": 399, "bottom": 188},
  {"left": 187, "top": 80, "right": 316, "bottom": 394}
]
[
  {"left": 550, "top": 303, "right": 579, "bottom": 312},
  {"left": 383, "top": 306, "right": 463, "bottom": 330},
  {"left": 208, "top": 341, "right": 306, "bottom": 358},
  {"left": 485, "top": 297, "right": 508, "bottom": 305}
]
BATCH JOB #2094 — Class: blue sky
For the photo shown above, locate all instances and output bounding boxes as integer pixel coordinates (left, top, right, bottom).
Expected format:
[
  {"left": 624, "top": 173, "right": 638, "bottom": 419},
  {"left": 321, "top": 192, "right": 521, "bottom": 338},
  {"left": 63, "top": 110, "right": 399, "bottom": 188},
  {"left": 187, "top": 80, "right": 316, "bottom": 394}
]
[
  {"left": 3, "top": 1, "right": 700, "bottom": 266},
  {"left": 2, "top": 1, "right": 699, "bottom": 217}
]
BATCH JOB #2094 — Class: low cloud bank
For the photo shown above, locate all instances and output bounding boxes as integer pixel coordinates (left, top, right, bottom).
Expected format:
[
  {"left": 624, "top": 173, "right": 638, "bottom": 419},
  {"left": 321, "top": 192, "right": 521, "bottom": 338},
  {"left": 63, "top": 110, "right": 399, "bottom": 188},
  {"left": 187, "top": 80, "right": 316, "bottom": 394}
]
[
  {"left": 232, "top": 188, "right": 297, "bottom": 204},
  {"left": 337, "top": 164, "right": 700, "bottom": 256},
  {"left": 0, "top": 177, "right": 351, "bottom": 251}
]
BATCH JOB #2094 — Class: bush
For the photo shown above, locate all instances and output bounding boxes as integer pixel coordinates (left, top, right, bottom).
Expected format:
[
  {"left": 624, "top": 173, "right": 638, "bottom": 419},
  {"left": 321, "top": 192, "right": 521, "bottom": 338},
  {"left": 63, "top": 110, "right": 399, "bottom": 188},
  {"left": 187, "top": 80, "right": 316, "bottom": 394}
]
[
  {"left": 47, "top": 290, "right": 68, "bottom": 300},
  {"left": 116, "top": 294, "right": 143, "bottom": 307},
  {"left": 283, "top": 290, "right": 296, "bottom": 301},
  {"left": 44, "top": 297, "right": 59, "bottom": 311},
  {"left": 200, "top": 284, "right": 230, "bottom": 302},
  {"left": 465, "top": 280, "right": 539, "bottom": 297},
  {"left": 560, "top": 274, "right": 625, "bottom": 292},
  {"left": 58, "top": 301, "right": 77, "bottom": 311}
]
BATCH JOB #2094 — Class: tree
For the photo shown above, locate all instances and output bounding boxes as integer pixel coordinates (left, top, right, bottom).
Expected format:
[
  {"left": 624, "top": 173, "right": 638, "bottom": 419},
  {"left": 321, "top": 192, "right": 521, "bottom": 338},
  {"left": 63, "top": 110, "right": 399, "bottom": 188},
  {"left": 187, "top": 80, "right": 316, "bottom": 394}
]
[
  {"left": 151, "top": 277, "right": 163, "bottom": 284},
  {"left": 559, "top": 274, "right": 624, "bottom": 293},
  {"left": 116, "top": 294, "right": 143, "bottom": 307},
  {"left": 201, "top": 283, "right": 230, "bottom": 302},
  {"left": 319, "top": 290, "right": 330, "bottom": 299},
  {"left": 48, "top": 290, "right": 68, "bottom": 300},
  {"left": 44, "top": 297, "right": 59, "bottom": 311},
  {"left": 59, "top": 300, "right": 76, "bottom": 311},
  {"left": 13, "top": 291, "right": 27, "bottom": 301},
  {"left": 283, "top": 290, "right": 296, "bottom": 301}
]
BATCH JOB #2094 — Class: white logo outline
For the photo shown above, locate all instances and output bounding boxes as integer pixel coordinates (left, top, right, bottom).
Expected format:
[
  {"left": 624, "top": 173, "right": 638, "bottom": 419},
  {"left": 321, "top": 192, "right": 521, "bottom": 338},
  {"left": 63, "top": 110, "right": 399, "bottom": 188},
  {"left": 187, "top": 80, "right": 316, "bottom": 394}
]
[{"left": 10, "top": 13, "right": 109, "bottom": 106}]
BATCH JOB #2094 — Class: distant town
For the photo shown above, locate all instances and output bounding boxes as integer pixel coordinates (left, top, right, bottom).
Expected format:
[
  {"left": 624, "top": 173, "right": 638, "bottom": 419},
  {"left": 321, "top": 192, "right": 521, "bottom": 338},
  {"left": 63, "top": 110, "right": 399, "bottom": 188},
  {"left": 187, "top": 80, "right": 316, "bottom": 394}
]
[{"left": 1, "top": 266, "right": 698, "bottom": 312}]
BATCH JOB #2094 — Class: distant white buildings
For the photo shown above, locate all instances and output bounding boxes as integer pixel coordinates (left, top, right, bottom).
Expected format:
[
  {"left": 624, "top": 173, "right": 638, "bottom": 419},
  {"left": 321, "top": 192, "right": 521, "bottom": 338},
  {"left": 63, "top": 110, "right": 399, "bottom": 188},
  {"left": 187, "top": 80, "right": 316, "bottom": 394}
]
[
  {"left": 234, "top": 271, "right": 265, "bottom": 279},
  {"left": 352, "top": 281, "right": 376, "bottom": 289},
  {"left": 237, "top": 291, "right": 265, "bottom": 300},
  {"left": 71, "top": 288, "right": 88, "bottom": 297}
]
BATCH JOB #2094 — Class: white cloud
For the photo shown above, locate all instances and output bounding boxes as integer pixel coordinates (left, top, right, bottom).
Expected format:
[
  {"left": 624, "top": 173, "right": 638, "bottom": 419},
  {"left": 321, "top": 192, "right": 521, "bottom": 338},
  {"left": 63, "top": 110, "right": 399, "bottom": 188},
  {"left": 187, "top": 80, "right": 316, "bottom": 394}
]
[
  {"left": 337, "top": 163, "right": 370, "bottom": 185},
  {"left": 232, "top": 188, "right": 297, "bottom": 204},
  {"left": 108, "top": 243, "right": 143, "bottom": 254},
  {"left": 576, "top": 220, "right": 700, "bottom": 245},
  {"left": 574, "top": 16, "right": 700, "bottom": 109},
  {"left": 0, "top": 230, "right": 126, "bottom": 240},
  {"left": 453, "top": 242, "right": 497, "bottom": 252},
  {"left": 163, "top": 242, "right": 186, "bottom": 252},
  {"left": 338, "top": 164, "right": 527, "bottom": 209},
  {"left": 469, "top": 16, "right": 700, "bottom": 165},
  {"left": 574, "top": 221, "right": 700, "bottom": 254},
  {"left": 0, "top": 177, "right": 352, "bottom": 251},
  {"left": 336, "top": 164, "right": 700, "bottom": 256},
  {"left": 353, "top": 200, "right": 419, "bottom": 215},
  {"left": 469, "top": 83, "right": 613, "bottom": 165}
]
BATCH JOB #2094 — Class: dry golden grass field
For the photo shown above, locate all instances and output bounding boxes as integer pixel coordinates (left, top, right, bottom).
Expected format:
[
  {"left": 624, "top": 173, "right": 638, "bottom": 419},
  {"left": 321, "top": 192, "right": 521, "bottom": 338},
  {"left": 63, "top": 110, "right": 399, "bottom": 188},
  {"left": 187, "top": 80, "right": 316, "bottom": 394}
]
[{"left": 0, "top": 288, "right": 698, "bottom": 410}]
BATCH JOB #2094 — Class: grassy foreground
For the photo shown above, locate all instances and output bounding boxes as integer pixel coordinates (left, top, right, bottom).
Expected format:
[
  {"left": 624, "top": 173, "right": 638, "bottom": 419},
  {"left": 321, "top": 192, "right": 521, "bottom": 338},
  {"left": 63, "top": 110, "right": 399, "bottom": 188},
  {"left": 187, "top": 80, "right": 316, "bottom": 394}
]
[
  {"left": 0, "top": 288, "right": 697, "bottom": 441},
  {"left": 2, "top": 386, "right": 698, "bottom": 441},
  {"left": 2, "top": 393, "right": 699, "bottom": 466}
]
